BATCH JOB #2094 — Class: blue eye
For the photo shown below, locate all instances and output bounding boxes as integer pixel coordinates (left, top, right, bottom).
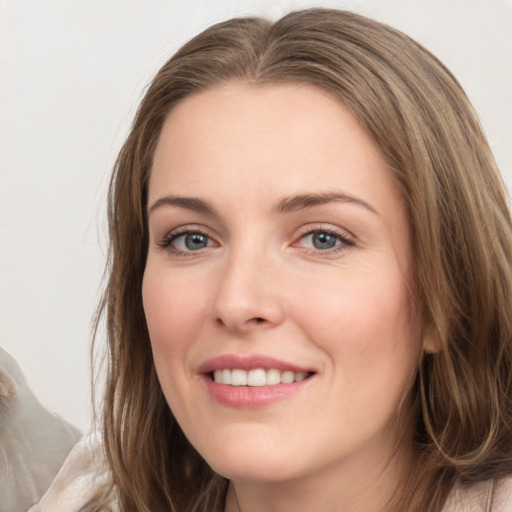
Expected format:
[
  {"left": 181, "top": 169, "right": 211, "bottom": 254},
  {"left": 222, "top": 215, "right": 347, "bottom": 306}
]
[
  {"left": 299, "top": 230, "right": 354, "bottom": 252},
  {"left": 182, "top": 233, "right": 209, "bottom": 250},
  {"left": 309, "top": 232, "right": 339, "bottom": 250},
  {"left": 163, "top": 231, "right": 213, "bottom": 253}
]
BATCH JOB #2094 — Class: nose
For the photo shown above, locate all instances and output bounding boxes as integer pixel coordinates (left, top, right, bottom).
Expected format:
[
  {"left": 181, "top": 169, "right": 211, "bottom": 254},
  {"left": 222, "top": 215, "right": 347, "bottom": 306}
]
[{"left": 212, "top": 248, "right": 285, "bottom": 335}]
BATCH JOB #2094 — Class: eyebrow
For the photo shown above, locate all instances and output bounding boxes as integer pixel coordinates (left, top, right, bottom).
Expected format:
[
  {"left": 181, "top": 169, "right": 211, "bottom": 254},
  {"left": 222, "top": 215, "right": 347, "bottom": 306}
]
[
  {"left": 274, "top": 192, "right": 378, "bottom": 215},
  {"left": 148, "top": 196, "right": 217, "bottom": 216},
  {"left": 148, "top": 192, "right": 378, "bottom": 217}
]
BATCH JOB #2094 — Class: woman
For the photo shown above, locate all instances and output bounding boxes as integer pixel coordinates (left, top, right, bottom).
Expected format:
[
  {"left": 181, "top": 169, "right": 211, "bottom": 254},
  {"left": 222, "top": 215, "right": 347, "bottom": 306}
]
[{"left": 31, "top": 8, "right": 512, "bottom": 512}]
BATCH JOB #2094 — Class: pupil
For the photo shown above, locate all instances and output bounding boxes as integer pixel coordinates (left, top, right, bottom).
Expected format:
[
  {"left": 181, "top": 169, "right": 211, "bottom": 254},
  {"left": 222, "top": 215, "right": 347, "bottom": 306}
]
[
  {"left": 313, "top": 232, "right": 336, "bottom": 249},
  {"left": 185, "top": 233, "right": 208, "bottom": 250}
]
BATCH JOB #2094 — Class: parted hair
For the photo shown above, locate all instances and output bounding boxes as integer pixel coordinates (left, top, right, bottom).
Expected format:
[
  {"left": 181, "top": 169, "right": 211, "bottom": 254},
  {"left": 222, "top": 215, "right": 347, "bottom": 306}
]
[{"left": 91, "top": 8, "right": 512, "bottom": 512}]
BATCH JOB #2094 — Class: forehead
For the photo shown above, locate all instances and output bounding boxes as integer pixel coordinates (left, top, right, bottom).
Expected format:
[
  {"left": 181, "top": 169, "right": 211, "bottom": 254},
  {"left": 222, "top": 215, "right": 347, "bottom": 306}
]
[{"left": 150, "top": 82, "right": 393, "bottom": 198}]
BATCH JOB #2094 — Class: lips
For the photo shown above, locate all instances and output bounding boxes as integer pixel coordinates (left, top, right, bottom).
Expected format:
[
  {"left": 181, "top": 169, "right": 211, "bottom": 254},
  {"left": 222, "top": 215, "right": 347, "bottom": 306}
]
[
  {"left": 198, "top": 354, "right": 313, "bottom": 374},
  {"left": 198, "top": 354, "right": 315, "bottom": 407}
]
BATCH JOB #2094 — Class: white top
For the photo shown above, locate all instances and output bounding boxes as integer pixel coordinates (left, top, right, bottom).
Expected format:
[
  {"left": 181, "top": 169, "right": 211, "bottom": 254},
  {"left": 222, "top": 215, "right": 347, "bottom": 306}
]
[
  {"left": 27, "top": 435, "right": 111, "bottom": 512},
  {"left": 28, "top": 436, "right": 512, "bottom": 512}
]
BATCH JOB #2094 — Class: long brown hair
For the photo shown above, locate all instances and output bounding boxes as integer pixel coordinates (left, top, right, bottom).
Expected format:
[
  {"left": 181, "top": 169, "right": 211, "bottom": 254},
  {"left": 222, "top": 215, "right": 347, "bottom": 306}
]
[{"left": 92, "top": 8, "right": 512, "bottom": 511}]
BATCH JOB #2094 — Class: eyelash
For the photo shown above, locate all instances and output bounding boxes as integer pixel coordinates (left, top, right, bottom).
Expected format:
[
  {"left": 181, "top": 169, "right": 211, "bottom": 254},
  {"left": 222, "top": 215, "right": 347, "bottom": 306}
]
[
  {"left": 158, "top": 228, "right": 215, "bottom": 257},
  {"left": 294, "top": 227, "right": 355, "bottom": 255},
  {"left": 157, "top": 226, "right": 355, "bottom": 257}
]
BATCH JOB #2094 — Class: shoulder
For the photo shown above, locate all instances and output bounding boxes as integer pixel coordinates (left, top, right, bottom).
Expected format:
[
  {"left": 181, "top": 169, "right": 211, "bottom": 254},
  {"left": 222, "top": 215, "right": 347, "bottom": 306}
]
[
  {"left": 27, "top": 433, "right": 112, "bottom": 512},
  {"left": 443, "top": 477, "right": 512, "bottom": 512}
]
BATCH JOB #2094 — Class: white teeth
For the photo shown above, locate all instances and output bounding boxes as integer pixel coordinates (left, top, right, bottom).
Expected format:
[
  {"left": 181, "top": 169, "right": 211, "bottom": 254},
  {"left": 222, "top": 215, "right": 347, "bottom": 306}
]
[
  {"left": 231, "top": 369, "right": 247, "bottom": 386},
  {"left": 222, "top": 368, "right": 231, "bottom": 385},
  {"left": 280, "top": 370, "right": 295, "bottom": 384},
  {"left": 247, "top": 368, "right": 266, "bottom": 386},
  {"left": 266, "top": 368, "right": 281, "bottom": 385},
  {"left": 295, "top": 372, "right": 308, "bottom": 382},
  {"left": 211, "top": 368, "right": 311, "bottom": 386}
]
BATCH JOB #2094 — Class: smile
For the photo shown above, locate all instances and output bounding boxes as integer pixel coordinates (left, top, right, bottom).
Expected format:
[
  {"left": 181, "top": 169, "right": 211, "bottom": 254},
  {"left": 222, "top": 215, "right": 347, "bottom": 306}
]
[
  {"left": 212, "top": 368, "right": 312, "bottom": 386},
  {"left": 199, "top": 355, "right": 316, "bottom": 407}
]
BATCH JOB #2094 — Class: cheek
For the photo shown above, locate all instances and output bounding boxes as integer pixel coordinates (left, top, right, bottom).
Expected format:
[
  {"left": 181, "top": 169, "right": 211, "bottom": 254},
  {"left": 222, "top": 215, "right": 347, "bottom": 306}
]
[
  {"left": 294, "top": 267, "right": 419, "bottom": 375},
  {"left": 308, "top": 273, "right": 419, "bottom": 428},
  {"left": 142, "top": 266, "right": 207, "bottom": 362}
]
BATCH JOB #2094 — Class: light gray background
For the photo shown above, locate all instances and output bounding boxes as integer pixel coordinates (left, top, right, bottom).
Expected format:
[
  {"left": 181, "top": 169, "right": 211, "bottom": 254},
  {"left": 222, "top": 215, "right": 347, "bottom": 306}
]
[{"left": 1, "top": 0, "right": 511, "bottom": 433}]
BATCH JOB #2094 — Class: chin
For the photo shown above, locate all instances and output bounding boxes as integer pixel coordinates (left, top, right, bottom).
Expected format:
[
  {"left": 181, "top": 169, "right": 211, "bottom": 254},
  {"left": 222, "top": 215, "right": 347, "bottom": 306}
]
[
  {"left": 210, "top": 459, "right": 297, "bottom": 483},
  {"left": 200, "top": 439, "right": 305, "bottom": 483}
]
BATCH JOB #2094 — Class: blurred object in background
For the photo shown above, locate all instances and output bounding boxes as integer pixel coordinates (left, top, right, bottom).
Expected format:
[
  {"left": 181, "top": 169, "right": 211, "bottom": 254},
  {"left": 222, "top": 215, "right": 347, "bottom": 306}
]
[{"left": 0, "top": 347, "right": 81, "bottom": 512}]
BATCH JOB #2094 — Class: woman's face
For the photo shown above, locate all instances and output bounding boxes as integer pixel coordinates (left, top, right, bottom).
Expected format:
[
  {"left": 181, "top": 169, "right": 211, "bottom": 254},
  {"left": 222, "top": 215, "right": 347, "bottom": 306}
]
[{"left": 143, "top": 83, "right": 425, "bottom": 485}]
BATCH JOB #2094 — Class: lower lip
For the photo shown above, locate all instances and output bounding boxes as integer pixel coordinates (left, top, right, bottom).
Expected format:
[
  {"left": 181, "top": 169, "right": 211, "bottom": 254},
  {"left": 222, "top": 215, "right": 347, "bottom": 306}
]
[{"left": 202, "top": 375, "right": 312, "bottom": 408}]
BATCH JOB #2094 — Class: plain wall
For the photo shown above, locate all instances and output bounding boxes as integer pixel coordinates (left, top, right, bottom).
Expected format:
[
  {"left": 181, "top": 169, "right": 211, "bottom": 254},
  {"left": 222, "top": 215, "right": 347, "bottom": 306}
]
[{"left": 1, "top": 0, "right": 511, "bottom": 432}]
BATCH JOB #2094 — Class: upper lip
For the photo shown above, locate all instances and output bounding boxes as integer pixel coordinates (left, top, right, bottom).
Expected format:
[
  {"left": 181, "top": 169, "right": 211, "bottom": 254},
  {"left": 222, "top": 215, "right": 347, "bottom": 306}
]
[{"left": 197, "top": 354, "right": 314, "bottom": 375}]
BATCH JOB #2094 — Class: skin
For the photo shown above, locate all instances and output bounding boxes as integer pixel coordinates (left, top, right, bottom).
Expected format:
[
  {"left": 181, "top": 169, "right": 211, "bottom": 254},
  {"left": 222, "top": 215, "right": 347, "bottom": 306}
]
[{"left": 143, "top": 82, "right": 428, "bottom": 512}]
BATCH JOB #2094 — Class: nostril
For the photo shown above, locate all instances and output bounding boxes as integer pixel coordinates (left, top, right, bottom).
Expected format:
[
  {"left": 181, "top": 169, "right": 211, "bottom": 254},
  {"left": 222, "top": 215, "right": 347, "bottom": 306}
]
[{"left": 254, "top": 317, "right": 265, "bottom": 323}]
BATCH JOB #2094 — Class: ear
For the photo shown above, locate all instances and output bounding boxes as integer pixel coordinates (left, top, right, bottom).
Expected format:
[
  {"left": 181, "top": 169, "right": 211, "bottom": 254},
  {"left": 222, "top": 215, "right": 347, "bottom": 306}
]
[{"left": 422, "top": 327, "right": 442, "bottom": 354}]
